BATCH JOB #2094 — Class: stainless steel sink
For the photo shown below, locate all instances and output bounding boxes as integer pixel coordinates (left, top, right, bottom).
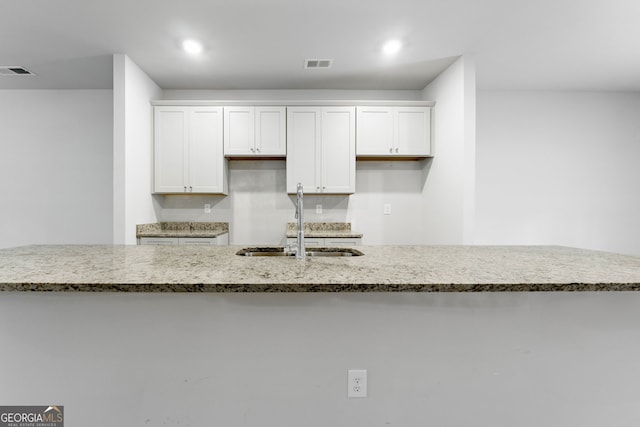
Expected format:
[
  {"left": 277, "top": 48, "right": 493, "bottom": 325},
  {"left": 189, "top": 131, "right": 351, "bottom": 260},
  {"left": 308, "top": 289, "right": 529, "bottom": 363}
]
[{"left": 236, "top": 247, "right": 363, "bottom": 257}]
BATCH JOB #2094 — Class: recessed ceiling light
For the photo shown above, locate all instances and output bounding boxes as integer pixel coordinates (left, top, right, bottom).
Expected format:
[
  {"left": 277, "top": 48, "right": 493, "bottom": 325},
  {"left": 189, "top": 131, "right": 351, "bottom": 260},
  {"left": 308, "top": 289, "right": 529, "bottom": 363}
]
[
  {"left": 182, "top": 39, "right": 203, "bottom": 55},
  {"left": 382, "top": 40, "right": 402, "bottom": 55}
]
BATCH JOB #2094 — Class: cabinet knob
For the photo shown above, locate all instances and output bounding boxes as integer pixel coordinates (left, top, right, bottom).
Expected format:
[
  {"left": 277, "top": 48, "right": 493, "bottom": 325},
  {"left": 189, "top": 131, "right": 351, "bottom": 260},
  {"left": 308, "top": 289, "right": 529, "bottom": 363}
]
[
  {"left": 395, "top": 148, "right": 399, "bottom": 153},
  {"left": 256, "top": 148, "right": 260, "bottom": 153},
  {"left": 250, "top": 148, "right": 255, "bottom": 153},
  {"left": 189, "top": 186, "right": 193, "bottom": 192},
  {"left": 184, "top": 186, "right": 187, "bottom": 192},
  {"left": 389, "top": 148, "right": 393, "bottom": 153}
]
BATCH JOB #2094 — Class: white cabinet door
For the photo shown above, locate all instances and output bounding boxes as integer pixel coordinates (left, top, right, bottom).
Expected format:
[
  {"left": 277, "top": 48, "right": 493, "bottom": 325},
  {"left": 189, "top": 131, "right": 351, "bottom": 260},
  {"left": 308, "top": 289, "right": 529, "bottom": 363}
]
[
  {"left": 154, "top": 106, "right": 227, "bottom": 194},
  {"left": 395, "top": 106, "right": 431, "bottom": 156},
  {"left": 224, "top": 106, "right": 286, "bottom": 157},
  {"left": 223, "top": 106, "right": 254, "bottom": 155},
  {"left": 154, "top": 107, "right": 188, "bottom": 193},
  {"left": 287, "top": 107, "right": 355, "bottom": 194},
  {"left": 356, "top": 106, "right": 394, "bottom": 155},
  {"left": 189, "top": 107, "right": 225, "bottom": 193},
  {"left": 287, "top": 107, "right": 322, "bottom": 193},
  {"left": 356, "top": 106, "right": 431, "bottom": 157},
  {"left": 322, "top": 107, "right": 355, "bottom": 194},
  {"left": 255, "top": 107, "right": 286, "bottom": 155}
]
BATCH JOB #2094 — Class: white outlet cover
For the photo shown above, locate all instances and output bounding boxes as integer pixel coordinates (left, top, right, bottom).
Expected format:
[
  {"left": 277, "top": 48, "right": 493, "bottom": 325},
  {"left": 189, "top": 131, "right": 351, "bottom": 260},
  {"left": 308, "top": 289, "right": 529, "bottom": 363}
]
[{"left": 348, "top": 369, "right": 367, "bottom": 398}]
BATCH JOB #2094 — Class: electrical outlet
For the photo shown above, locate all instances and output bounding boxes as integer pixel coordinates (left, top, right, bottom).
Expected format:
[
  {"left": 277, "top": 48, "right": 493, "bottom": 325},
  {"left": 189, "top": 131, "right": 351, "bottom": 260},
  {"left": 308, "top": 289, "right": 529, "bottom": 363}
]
[
  {"left": 348, "top": 369, "right": 367, "bottom": 398},
  {"left": 204, "top": 203, "right": 211, "bottom": 213},
  {"left": 383, "top": 204, "right": 391, "bottom": 215},
  {"left": 316, "top": 204, "right": 323, "bottom": 214}
]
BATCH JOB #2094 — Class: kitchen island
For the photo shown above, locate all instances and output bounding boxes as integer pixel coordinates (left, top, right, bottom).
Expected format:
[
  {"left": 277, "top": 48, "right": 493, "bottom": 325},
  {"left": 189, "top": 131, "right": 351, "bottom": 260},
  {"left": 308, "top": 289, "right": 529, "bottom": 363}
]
[
  {"left": 2, "top": 244, "right": 640, "bottom": 427},
  {"left": 1, "top": 244, "right": 639, "bottom": 292}
]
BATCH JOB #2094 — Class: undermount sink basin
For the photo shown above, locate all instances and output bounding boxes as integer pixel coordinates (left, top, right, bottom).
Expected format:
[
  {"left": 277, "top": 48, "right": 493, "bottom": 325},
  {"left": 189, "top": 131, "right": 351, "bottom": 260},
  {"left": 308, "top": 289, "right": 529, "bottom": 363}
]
[{"left": 236, "top": 247, "right": 364, "bottom": 257}]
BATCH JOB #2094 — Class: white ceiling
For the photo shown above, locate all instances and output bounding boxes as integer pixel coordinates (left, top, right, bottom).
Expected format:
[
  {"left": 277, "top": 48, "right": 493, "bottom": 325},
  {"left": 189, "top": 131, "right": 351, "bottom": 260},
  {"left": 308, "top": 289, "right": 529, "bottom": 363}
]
[{"left": 1, "top": 0, "right": 639, "bottom": 91}]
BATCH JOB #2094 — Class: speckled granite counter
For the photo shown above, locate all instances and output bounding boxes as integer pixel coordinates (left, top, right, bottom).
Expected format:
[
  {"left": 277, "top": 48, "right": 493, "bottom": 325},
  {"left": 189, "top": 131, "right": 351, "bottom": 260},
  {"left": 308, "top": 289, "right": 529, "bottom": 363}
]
[
  {"left": 136, "top": 222, "right": 228, "bottom": 238},
  {"left": 1, "top": 245, "right": 639, "bottom": 292},
  {"left": 285, "top": 222, "right": 363, "bottom": 238}
]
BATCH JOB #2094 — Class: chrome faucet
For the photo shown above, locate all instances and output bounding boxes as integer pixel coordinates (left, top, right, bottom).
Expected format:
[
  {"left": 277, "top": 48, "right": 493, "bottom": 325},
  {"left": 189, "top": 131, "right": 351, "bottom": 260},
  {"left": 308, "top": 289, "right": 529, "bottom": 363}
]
[{"left": 295, "top": 182, "right": 306, "bottom": 260}]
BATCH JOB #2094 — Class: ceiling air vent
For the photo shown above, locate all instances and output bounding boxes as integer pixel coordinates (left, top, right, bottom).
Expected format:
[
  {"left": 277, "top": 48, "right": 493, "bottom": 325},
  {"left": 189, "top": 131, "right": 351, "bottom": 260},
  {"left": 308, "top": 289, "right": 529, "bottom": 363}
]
[
  {"left": 304, "top": 59, "right": 333, "bottom": 69},
  {"left": 0, "top": 66, "right": 35, "bottom": 76}
]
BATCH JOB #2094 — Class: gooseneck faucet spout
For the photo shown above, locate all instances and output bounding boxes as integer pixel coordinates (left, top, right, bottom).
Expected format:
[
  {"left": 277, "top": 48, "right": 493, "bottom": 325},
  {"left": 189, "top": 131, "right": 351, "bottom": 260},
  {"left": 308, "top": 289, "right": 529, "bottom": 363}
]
[{"left": 295, "top": 182, "right": 306, "bottom": 260}]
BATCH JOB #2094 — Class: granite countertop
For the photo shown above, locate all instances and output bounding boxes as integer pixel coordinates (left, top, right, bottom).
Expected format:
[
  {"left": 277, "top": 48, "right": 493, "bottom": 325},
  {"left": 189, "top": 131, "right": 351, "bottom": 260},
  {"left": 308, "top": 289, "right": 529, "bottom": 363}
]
[
  {"left": 1, "top": 245, "right": 639, "bottom": 292},
  {"left": 286, "top": 222, "right": 363, "bottom": 238},
  {"left": 137, "top": 222, "right": 228, "bottom": 238}
]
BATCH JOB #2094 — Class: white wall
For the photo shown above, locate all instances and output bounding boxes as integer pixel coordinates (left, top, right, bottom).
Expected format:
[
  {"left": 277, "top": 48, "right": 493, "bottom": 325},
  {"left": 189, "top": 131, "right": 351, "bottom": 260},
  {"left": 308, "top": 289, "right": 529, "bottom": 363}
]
[
  {"left": 155, "top": 160, "right": 431, "bottom": 245},
  {"left": 421, "top": 56, "right": 476, "bottom": 244},
  {"left": 3, "top": 292, "right": 640, "bottom": 427},
  {"left": 154, "top": 161, "right": 287, "bottom": 245},
  {"left": 113, "top": 54, "right": 162, "bottom": 244},
  {"left": 162, "top": 89, "right": 423, "bottom": 101},
  {"left": 476, "top": 90, "right": 640, "bottom": 255},
  {"left": 0, "top": 90, "right": 113, "bottom": 248}
]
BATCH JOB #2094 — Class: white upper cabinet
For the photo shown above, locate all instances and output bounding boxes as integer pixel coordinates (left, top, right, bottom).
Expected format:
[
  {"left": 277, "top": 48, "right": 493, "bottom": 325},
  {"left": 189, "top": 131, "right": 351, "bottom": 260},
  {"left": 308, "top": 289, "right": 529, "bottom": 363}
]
[
  {"left": 154, "top": 106, "right": 227, "bottom": 194},
  {"left": 354, "top": 106, "right": 394, "bottom": 155},
  {"left": 286, "top": 106, "right": 355, "bottom": 194},
  {"left": 321, "top": 107, "right": 356, "bottom": 193},
  {"left": 356, "top": 106, "right": 431, "bottom": 157},
  {"left": 286, "top": 107, "right": 320, "bottom": 194},
  {"left": 152, "top": 100, "right": 433, "bottom": 196},
  {"left": 223, "top": 107, "right": 253, "bottom": 155},
  {"left": 224, "top": 106, "right": 286, "bottom": 157},
  {"left": 154, "top": 107, "right": 187, "bottom": 194},
  {"left": 395, "top": 107, "right": 431, "bottom": 156},
  {"left": 256, "top": 107, "right": 287, "bottom": 155}
]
